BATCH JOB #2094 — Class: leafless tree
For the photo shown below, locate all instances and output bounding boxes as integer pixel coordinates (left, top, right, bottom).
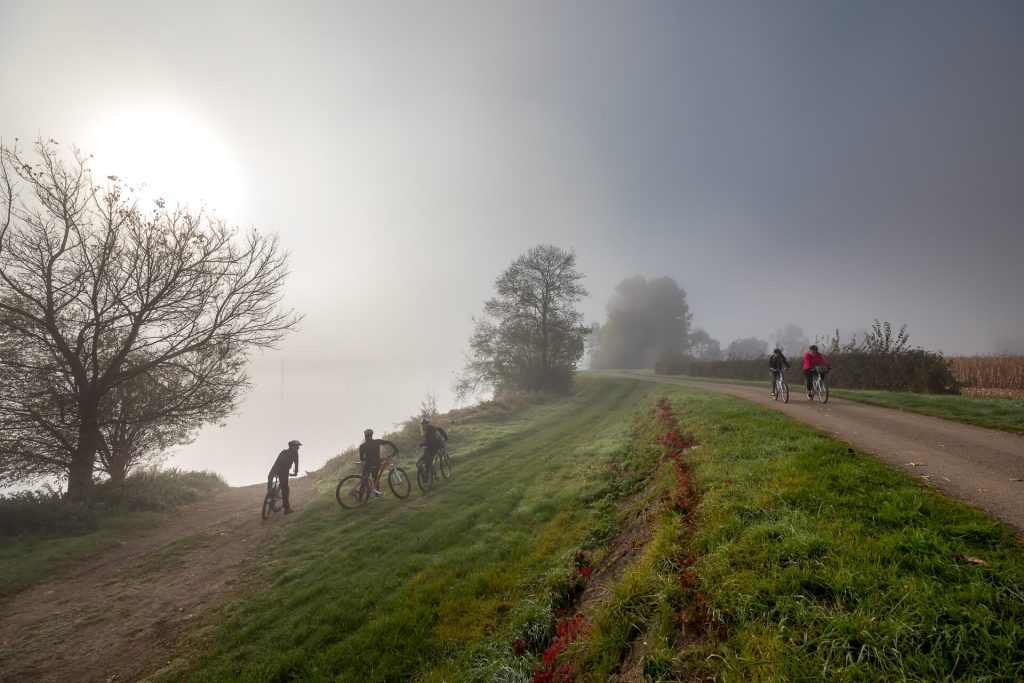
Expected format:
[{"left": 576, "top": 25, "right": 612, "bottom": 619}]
[
  {"left": 0, "top": 139, "right": 299, "bottom": 498},
  {"left": 456, "top": 244, "right": 588, "bottom": 398}
]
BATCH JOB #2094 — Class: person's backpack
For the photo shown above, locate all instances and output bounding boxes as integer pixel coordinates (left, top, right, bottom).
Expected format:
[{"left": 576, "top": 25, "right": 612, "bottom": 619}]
[{"left": 434, "top": 427, "right": 447, "bottom": 444}]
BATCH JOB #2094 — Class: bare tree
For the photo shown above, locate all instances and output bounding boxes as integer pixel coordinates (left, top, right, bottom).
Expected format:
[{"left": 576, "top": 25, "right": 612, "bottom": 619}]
[
  {"left": 456, "top": 244, "right": 588, "bottom": 398},
  {"left": 0, "top": 139, "right": 299, "bottom": 498},
  {"left": 687, "top": 328, "right": 721, "bottom": 360}
]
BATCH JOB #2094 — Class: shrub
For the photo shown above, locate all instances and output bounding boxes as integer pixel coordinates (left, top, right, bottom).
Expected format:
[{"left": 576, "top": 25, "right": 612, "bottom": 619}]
[
  {"left": 656, "top": 321, "right": 959, "bottom": 394},
  {"left": 0, "top": 468, "right": 228, "bottom": 536}
]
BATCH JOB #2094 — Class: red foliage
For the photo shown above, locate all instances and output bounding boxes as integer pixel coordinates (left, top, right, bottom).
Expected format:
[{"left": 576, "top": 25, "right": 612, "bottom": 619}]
[{"left": 534, "top": 611, "right": 591, "bottom": 682}]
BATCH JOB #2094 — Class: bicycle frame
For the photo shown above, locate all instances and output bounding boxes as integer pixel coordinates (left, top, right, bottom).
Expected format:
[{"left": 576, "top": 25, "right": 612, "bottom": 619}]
[{"left": 359, "top": 453, "right": 398, "bottom": 493}]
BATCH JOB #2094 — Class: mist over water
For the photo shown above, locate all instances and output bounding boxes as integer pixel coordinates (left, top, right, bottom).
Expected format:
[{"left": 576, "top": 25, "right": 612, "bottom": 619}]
[{"left": 172, "top": 355, "right": 455, "bottom": 486}]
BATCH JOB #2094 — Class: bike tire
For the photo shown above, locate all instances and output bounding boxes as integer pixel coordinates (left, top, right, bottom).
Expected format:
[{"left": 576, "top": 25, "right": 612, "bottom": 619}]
[
  {"left": 389, "top": 467, "right": 411, "bottom": 499},
  {"left": 336, "top": 474, "right": 369, "bottom": 509},
  {"left": 781, "top": 379, "right": 789, "bottom": 403},
  {"left": 261, "top": 480, "right": 279, "bottom": 521},
  {"left": 439, "top": 449, "right": 452, "bottom": 479},
  {"left": 416, "top": 459, "right": 433, "bottom": 492},
  {"left": 818, "top": 377, "right": 829, "bottom": 404}
]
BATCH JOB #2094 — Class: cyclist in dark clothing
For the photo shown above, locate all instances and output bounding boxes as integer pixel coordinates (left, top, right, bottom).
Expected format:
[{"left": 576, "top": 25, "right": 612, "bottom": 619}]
[
  {"left": 768, "top": 348, "right": 791, "bottom": 393},
  {"left": 268, "top": 439, "right": 300, "bottom": 514},
  {"left": 358, "top": 428, "right": 397, "bottom": 495},
  {"left": 418, "top": 417, "right": 449, "bottom": 478}
]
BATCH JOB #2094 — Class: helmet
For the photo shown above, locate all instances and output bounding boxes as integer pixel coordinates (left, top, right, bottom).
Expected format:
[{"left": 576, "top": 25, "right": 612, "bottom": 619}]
[
  {"left": 364, "top": 428, "right": 374, "bottom": 436},
  {"left": 420, "top": 416, "right": 430, "bottom": 424},
  {"left": 288, "top": 439, "right": 302, "bottom": 447},
  {"left": 809, "top": 345, "right": 819, "bottom": 352},
  {"left": 773, "top": 348, "right": 782, "bottom": 354}
]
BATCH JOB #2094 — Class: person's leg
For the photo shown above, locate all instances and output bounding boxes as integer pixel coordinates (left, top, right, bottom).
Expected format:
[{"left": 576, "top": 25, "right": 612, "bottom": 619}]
[
  {"left": 280, "top": 472, "right": 291, "bottom": 511},
  {"left": 803, "top": 369, "right": 814, "bottom": 392}
]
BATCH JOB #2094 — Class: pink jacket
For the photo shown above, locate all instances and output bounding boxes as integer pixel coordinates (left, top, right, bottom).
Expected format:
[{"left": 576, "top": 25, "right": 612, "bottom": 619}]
[{"left": 803, "top": 351, "right": 829, "bottom": 370}]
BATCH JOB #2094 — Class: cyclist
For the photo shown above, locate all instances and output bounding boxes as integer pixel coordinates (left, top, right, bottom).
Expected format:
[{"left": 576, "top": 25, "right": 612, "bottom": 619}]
[
  {"left": 418, "top": 416, "right": 449, "bottom": 479},
  {"left": 358, "top": 428, "right": 398, "bottom": 496},
  {"left": 768, "top": 348, "right": 791, "bottom": 394},
  {"left": 268, "top": 439, "right": 301, "bottom": 514},
  {"left": 802, "top": 345, "right": 830, "bottom": 399}
]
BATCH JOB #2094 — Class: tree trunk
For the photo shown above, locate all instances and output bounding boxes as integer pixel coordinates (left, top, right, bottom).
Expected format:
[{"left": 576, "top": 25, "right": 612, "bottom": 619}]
[{"left": 67, "top": 405, "right": 101, "bottom": 500}]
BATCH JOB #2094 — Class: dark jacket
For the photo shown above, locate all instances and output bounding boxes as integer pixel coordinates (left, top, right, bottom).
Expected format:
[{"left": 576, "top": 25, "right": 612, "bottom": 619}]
[
  {"left": 359, "top": 439, "right": 397, "bottom": 466},
  {"left": 768, "top": 353, "right": 791, "bottom": 371}
]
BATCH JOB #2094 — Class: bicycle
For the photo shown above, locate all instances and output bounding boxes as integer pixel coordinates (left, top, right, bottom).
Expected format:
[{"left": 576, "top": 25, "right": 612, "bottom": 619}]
[
  {"left": 770, "top": 369, "right": 789, "bottom": 403},
  {"left": 262, "top": 475, "right": 283, "bottom": 520},
  {"left": 416, "top": 445, "right": 452, "bottom": 492},
  {"left": 336, "top": 450, "right": 411, "bottom": 509},
  {"left": 809, "top": 366, "right": 829, "bottom": 404}
]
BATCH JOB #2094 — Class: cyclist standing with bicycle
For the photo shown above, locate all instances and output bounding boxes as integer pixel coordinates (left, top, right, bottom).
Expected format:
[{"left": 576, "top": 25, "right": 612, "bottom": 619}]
[
  {"left": 768, "top": 348, "right": 790, "bottom": 394},
  {"left": 359, "top": 428, "right": 398, "bottom": 496},
  {"left": 418, "top": 416, "right": 448, "bottom": 480},
  {"left": 802, "top": 345, "right": 830, "bottom": 399},
  {"left": 268, "top": 439, "right": 301, "bottom": 514}
]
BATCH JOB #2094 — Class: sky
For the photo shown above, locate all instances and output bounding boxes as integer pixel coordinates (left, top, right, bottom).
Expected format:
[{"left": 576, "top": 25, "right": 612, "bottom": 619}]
[{"left": 2, "top": 1, "right": 1023, "bottom": 484}]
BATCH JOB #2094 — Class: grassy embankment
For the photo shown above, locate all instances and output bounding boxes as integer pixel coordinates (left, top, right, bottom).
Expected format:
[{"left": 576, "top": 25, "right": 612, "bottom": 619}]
[
  {"left": 643, "top": 372, "right": 1024, "bottom": 434},
  {"left": 154, "top": 377, "right": 1023, "bottom": 681},
  {"left": 0, "top": 468, "right": 227, "bottom": 598}
]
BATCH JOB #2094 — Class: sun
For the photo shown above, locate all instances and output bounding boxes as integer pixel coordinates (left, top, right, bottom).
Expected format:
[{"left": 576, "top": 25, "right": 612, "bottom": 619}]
[{"left": 89, "top": 106, "right": 244, "bottom": 216}]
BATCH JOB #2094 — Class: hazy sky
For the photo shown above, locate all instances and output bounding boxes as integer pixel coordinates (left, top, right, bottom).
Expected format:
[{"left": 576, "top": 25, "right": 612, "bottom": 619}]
[{"left": 2, "top": 1, "right": 1022, "bottom": 484}]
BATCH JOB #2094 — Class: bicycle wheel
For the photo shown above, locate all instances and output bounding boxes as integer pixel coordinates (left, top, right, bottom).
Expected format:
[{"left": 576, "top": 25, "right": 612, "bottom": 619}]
[
  {"left": 817, "top": 376, "right": 829, "bottom": 403},
  {"left": 416, "top": 459, "right": 433, "bottom": 492},
  {"left": 438, "top": 448, "right": 452, "bottom": 479},
  {"left": 336, "top": 474, "right": 369, "bottom": 509},
  {"left": 388, "top": 467, "right": 411, "bottom": 499},
  {"left": 261, "top": 480, "right": 279, "bottom": 521},
  {"left": 780, "top": 378, "right": 789, "bottom": 403}
]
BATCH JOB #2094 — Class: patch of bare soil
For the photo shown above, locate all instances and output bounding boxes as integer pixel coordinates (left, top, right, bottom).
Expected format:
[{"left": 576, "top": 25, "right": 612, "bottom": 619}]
[
  {"left": 577, "top": 488, "right": 661, "bottom": 616},
  {"left": 0, "top": 476, "right": 314, "bottom": 683}
]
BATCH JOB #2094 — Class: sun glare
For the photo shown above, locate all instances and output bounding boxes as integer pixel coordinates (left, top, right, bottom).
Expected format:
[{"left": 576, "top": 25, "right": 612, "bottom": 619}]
[{"left": 89, "top": 107, "right": 244, "bottom": 216}]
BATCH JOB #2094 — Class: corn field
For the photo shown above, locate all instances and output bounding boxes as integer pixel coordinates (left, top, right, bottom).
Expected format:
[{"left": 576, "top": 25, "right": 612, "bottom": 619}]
[{"left": 948, "top": 356, "right": 1024, "bottom": 398}]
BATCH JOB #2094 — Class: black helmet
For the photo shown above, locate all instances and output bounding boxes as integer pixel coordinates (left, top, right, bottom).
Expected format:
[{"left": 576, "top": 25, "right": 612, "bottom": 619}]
[
  {"left": 809, "top": 344, "right": 819, "bottom": 352},
  {"left": 773, "top": 348, "right": 782, "bottom": 354},
  {"left": 364, "top": 428, "right": 373, "bottom": 437}
]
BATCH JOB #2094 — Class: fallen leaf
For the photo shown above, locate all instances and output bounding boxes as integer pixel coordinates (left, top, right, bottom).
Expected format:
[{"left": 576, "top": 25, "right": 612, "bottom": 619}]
[
  {"left": 906, "top": 462, "right": 923, "bottom": 467},
  {"left": 954, "top": 553, "right": 988, "bottom": 566},
  {"left": 1010, "top": 477, "right": 1023, "bottom": 482}
]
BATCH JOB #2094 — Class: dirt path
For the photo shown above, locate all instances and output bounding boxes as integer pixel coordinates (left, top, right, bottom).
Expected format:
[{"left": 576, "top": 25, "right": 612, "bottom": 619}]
[
  {"left": 0, "top": 476, "right": 315, "bottom": 683},
  {"left": 602, "top": 372, "right": 1024, "bottom": 534}
]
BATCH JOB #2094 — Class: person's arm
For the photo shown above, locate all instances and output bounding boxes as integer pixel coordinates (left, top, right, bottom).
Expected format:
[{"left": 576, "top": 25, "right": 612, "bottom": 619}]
[
  {"left": 380, "top": 439, "right": 398, "bottom": 454},
  {"left": 783, "top": 356, "right": 791, "bottom": 369},
  {"left": 292, "top": 452, "right": 299, "bottom": 476}
]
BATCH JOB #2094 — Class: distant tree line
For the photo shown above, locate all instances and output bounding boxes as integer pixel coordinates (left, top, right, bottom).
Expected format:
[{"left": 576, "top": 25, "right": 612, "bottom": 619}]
[{"left": 0, "top": 139, "right": 299, "bottom": 499}]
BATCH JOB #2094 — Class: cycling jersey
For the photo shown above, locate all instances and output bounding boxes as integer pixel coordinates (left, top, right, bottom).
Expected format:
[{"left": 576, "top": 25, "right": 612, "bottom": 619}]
[
  {"left": 359, "top": 439, "right": 397, "bottom": 466},
  {"left": 803, "top": 351, "right": 828, "bottom": 370}
]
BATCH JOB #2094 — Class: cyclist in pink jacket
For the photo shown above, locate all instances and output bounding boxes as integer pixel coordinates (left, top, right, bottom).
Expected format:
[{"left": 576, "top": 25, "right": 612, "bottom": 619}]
[{"left": 802, "top": 345, "right": 830, "bottom": 399}]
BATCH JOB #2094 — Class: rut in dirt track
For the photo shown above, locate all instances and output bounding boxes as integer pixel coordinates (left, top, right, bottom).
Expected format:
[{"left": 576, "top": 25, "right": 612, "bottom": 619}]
[
  {"left": 0, "top": 476, "right": 314, "bottom": 683},
  {"left": 601, "top": 372, "right": 1024, "bottom": 534}
]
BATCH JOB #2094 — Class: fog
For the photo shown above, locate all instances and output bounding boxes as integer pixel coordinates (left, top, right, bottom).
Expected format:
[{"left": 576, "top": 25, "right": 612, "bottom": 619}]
[{"left": 2, "top": 1, "right": 1022, "bottom": 484}]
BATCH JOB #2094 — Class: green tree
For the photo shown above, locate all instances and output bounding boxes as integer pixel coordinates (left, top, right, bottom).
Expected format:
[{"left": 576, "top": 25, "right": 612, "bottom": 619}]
[
  {"left": 456, "top": 245, "right": 588, "bottom": 397},
  {"left": 590, "top": 275, "right": 691, "bottom": 369}
]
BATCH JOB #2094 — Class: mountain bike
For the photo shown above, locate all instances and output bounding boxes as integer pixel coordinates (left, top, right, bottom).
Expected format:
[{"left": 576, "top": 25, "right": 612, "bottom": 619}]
[
  {"left": 809, "top": 366, "right": 829, "bottom": 404},
  {"left": 336, "top": 450, "right": 411, "bottom": 509},
  {"left": 262, "top": 475, "right": 283, "bottom": 520},
  {"left": 416, "top": 446, "right": 452, "bottom": 492},
  {"left": 770, "top": 369, "right": 789, "bottom": 403}
]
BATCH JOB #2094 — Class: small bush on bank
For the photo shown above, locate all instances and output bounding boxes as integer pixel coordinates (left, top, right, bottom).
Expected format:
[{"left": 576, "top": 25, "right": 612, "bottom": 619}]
[
  {"left": 0, "top": 468, "right": 228, "bottom": 537},
  {"left": 93, "top": 468, "right": 228, "bottom": 512}
]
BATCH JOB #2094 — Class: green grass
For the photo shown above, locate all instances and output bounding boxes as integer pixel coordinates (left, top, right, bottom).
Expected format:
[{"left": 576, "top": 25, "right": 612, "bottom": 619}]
[
  {"left": 669, "top": 387, "right": 1024, "bottom": 681},
  {"left": 152, "top": 378, "right": 662, "bottom": 682},
  {"left": 832, "top": 388, "right": 1024, "bottom": 434},
  {"left": 0, "top": 511, "right": 164, "bottom": 598},
  {"left": 151, "top": 377, "right": 1024, "bottom": 681}
]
